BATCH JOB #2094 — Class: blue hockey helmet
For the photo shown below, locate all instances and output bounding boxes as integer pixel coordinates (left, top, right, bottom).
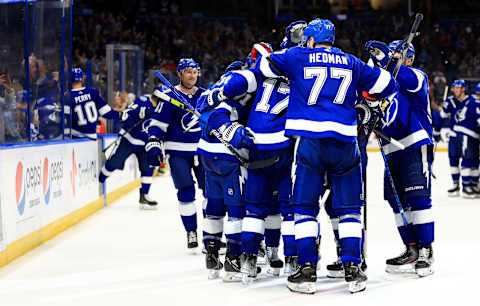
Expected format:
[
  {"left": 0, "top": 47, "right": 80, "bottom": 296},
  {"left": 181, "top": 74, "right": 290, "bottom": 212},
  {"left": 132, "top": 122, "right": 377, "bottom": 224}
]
[
  {"left": 177, "top": 58, "right": 201, "bottom": 76},
  {"left": 71, "top": 68, "right": 84, "bottom": 83},
  {"left": 474, "top": 82, "right": 480, "bottom": 94},
  {"left": 388, "top": 40, "right": 415, "bottom": 59},
  {"left": 452, "top": 79, "right": 466, "bottom": 88},
  {"left": 303, "top": 19, "right": 335, "bottom": 45},
  {"left": 225, "top": 60, "right": 244, "bottom": 73}
]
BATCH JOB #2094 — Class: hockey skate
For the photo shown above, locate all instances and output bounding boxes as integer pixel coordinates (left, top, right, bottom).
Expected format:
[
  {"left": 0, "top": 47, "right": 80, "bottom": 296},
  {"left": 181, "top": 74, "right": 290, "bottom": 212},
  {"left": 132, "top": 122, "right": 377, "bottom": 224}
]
[
  {"left": 386, "top": 244, "right": 418, "bottom": 274},
  {"left": 344, "top": 262, "right": 367, "bottom": 293},
  {"left": 472, "top": 186, "right": 480, "bottom": 198},
  {"left": 287, "top": 262, "right": 317, "bottom": 294},
  {"left": 415, "top": 245, "right": 434, "bottom": 277},
  {"left": 241, "top": 254, "right": 259, "bottom": 285},
  {"left": 462, "top": 186, "right": 477, "bottom": 199},
  {"left": 327, "top": 249, "right": 367, "bottom": 278},
  {"left": 202, "top": 240, "right": 227, "bottom": 255},
  {"left": 326, "top": 246, "right": 344, "bottom": 278},
  {"left": 205, "top": 241, "right": 223, "bottom": 279},
  {"left": 447, "top": 184, "right": 460, "bottom": 197},
  {"left": 187, "top": 231, "right": 199, "bottom": 249},
  {"left": 257, "top": 241, "right": 267, "bottom": 265},
  {"left": 223, "top": 253, "right": 243, "bottom": 282},
  {"left": 139, "top": 193, "right": 158, "bottom": 210},
  {"left": 266, "top": 247, "right": 284, "bottom": 276},
  {"left": 284, "top": 256, "right": 298, "bottom": 276}
]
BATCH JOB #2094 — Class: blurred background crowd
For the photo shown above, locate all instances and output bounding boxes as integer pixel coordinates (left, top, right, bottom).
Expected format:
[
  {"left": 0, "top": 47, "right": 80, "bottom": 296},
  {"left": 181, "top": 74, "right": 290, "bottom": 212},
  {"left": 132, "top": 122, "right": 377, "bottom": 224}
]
[{"left": 1, "top": 0, "right": 480, "bottom": 144}]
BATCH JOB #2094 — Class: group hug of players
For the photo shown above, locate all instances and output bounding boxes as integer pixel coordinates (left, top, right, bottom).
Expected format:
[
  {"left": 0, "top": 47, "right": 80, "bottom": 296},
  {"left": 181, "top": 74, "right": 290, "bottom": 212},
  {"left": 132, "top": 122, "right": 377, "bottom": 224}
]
[{"left": 69, "top": 18, "right": 441, "bottom": 294}]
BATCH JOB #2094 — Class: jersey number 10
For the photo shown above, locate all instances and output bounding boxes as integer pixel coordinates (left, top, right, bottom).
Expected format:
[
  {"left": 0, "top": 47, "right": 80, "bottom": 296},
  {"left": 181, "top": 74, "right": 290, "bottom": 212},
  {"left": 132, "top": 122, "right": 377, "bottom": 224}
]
[{"left": 74, "top": 101, "right": 98, "bottom": 126}]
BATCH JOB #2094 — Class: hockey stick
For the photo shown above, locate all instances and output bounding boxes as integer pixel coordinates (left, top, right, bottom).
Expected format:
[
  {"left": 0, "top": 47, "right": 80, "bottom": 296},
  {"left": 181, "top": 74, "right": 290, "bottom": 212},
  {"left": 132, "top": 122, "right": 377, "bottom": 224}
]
[{"left": 154, "top": 72, "right": 279, "bottom": 169}]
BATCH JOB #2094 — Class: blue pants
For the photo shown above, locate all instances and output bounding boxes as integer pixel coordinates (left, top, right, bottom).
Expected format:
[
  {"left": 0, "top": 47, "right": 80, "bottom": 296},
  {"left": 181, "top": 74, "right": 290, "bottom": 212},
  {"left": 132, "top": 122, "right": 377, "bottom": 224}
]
[
  {"left": 459, "top": 135, "right": 479, "bottom": 187},
  {"left": 200, "top": 156, "right": 245, "bottom": 256},
  {"left": 448, "top": 135, "right": 462, "bottom": 185},
  {"left": 99, "top": 139, "right": 154, "bottom": 194},
  {"left": 241, "top": 148, "right": 295, "bottom": 256},
  {"left": 384, "top": 145, "right": 434, "bottom": 247},
  {"left": 168, "top": 154, "right": 205, "bottom": 232},
  {"left": 292, "top": 137, "right": 363, "bottom": 265}
]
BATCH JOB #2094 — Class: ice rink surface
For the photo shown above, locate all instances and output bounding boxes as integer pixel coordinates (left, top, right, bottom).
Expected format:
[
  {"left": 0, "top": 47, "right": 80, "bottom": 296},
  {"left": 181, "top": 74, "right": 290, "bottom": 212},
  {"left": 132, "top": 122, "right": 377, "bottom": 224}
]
[{"left": 0, "top": 152, "right": 478, "bottom": 306}]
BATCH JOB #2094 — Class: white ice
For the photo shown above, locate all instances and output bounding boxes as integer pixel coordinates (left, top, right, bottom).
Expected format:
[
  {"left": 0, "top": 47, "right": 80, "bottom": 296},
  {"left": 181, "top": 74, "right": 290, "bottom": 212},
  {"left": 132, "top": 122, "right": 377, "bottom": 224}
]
[{"left": 0, "top": 152, "right": 478, "bottom": 306}]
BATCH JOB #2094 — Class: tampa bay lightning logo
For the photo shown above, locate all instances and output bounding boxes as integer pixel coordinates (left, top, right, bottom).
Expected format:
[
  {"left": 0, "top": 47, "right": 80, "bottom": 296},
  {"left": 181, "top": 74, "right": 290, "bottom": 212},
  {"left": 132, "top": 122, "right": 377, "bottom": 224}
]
[
  {"left": 181, "top": 113, "right": 201, "bottom": 133},
  {"left": 380, "top": 93, "right": 399, "bottom": 128},
  {"left": 141, "top": 119, "right": 157, "bottom": 133},
  {"left": 455, "top": 107, "right": 467, "bottom": 123}
]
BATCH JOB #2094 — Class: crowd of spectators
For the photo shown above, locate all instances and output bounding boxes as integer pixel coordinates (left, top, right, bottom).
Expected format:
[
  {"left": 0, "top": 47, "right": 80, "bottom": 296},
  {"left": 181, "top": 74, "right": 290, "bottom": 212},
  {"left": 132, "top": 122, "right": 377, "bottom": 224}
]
[
  {"left": 2, "top": 0, "right": 480, "bottom": 144},
  {"left": 72, "top": 4, "right": 480, "bottom": 93}
]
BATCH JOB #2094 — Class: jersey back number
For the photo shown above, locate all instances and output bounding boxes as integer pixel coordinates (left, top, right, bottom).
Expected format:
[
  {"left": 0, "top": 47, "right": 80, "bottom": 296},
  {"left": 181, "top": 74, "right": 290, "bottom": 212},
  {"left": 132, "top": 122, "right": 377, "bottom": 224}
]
[
  {"left": 304, "top": 67, "right": 352, "bottom": 105},
  {"left": 74, "top": 101, "right": 98, "bottom": 126}
]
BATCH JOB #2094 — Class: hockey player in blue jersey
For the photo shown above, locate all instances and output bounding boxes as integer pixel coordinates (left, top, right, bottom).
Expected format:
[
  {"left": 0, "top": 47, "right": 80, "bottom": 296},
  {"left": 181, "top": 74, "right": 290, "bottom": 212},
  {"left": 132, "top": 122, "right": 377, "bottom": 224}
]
[
  {"left": 67, "top": 68, "right": 120, "bottom": 140},
  {"left": 204, "top": 43, "right": 296, "bottom": 282},
  {"left": 452, "top": 87, "right": 480, "bottom": 198},
  {"left": 440, "top": 80, "right": 475, "bottom": 196},
  {"left": 156, "top": 58, "right": 206, "bottom": 251},
  {"left": 99, "top": 92, "right": 164, "bottom": 209},
  {"left": 254, "top": 19, "right": 396, "bottom": 294},
  {"left": 196, "top": 59, "right": 255, "bottom": 281},
  {"left": 366, "top": 39, "right": 435, "bottom": 277}
]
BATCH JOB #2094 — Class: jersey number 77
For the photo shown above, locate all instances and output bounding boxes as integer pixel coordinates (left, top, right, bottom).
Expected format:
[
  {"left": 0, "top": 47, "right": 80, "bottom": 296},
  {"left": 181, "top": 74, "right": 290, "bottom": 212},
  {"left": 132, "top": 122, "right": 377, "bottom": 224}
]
[{"left": 304, "top": 67, "right": 352, "bottom": 105}]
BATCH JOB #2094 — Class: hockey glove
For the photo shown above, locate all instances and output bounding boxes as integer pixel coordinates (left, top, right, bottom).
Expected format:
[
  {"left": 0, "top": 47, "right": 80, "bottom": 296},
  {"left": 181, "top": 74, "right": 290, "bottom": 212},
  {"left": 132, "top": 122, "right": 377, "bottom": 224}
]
[
  {"left": 207, "top": 88, "right": 227, "bottom": 108},
  {"left": 365, "top": 40, "right": 392, "bottom": 69},
  {"left": 219, "top": 122, "right": 254, "bottom": 149},
  {"left": 145, "top": 137, "right": 163, "bottom": 167},
  {"left": 362, "top": 91, "right": 391, "bottom": 116},
  {"left": 355, "top": 102, "right": 375, "bottom": 125},
  {"left": 281, "top": 20, "right": 307, "bottom": 49}
]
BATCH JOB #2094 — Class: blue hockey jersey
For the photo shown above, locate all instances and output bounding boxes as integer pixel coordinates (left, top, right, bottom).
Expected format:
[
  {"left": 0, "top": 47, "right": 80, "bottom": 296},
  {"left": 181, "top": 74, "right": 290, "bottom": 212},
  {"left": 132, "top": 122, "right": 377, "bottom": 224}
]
[
  {"left": 196, "top": 72, "right": 250, "bottom": 161},
  {"left": 258, "top": 46, "right": 397, "bottom": 143},
  {"left": 441, "top": 94, "right": 474, "bottom": 134},
  {"left": 119, "top": 95, "right": 165, "bottom": 148},
  {"left": 156, "top": 86, "right": 205, "bottom": 156},
  {"left": 209, "top": 68, "right": 291, "bottom": 151},
  {"left": 67, "top": 87, "right": 119, "bottom": 140},
  {"left": 453, "top": 98, "right": 480, "bottom": 139},
  {"left": 379, "top": 91, "right": 432, "bottom": 156}
]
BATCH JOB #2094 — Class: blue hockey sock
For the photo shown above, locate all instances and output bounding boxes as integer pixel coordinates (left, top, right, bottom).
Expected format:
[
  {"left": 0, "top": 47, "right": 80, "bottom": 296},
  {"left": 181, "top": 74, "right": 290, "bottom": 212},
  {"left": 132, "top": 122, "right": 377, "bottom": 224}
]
[
  {"left": 281, "top": 215, "right": 296, "bottom": 257},
  {"left": 338, "top": 216, "right": 362, "bottom": 264},
  {"left": 241, "top": 215, "right": 264, "bottom": 255},
  {"left": 294, "top": 217, "right": 318, "bottom": 265},
  {"left": 179, "top": 201, "right": 197, "bottom": 232},
  {"left": 265, "top": 214, "right": 281, "bottom": 247}
]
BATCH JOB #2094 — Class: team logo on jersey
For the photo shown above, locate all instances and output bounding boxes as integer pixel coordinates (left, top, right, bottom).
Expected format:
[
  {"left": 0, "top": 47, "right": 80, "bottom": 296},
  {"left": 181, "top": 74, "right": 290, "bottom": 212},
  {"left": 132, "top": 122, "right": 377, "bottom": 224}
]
[
  {"left": 181, "top": 113, "right": 201, "bottom": 133},
  {"left": 380, "top": 93, "right": 398, "bottom": 128},
  {"left": 455, "top": 107, "right": 467, "bottom": 123}
]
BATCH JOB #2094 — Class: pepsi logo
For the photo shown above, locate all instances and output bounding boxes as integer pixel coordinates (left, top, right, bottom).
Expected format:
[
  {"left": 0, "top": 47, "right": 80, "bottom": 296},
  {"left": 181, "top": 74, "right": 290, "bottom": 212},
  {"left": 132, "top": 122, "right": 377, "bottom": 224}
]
[{"left": 15, "top": 162, "right": 26, "bottom": 215}]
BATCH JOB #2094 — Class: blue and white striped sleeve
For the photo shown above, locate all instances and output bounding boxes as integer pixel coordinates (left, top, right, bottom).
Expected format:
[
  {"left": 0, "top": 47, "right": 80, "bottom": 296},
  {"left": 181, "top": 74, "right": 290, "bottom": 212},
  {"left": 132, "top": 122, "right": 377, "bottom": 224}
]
[
  {"left": 357, "top": 58, "right": 397, "bottom": 98},
  {"left": 256, "top": 49, "right": 289, "bottom": 79}
]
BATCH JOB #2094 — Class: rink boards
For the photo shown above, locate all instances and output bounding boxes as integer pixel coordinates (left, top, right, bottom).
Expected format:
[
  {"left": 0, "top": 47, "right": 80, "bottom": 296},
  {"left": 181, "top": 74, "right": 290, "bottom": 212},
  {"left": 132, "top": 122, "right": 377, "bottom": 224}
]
[{"left": 0, "top": 136, "right": 140, "bottom": 268}]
